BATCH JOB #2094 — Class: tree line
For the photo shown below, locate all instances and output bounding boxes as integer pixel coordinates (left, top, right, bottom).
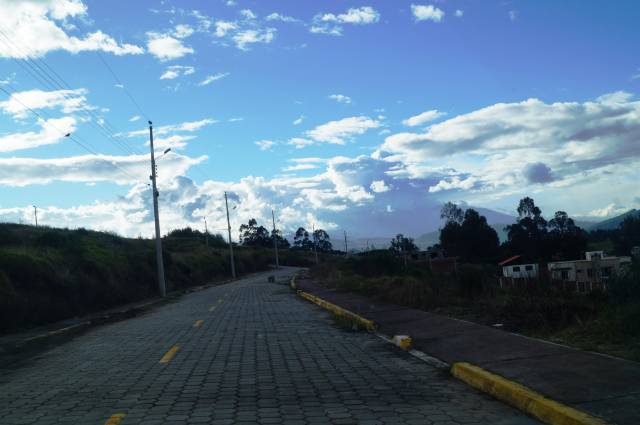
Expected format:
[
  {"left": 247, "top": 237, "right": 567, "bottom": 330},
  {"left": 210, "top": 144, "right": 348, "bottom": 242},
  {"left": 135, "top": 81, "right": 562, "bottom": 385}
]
[{"left": 238, "top": 218, "right": 333, "bottom": 252}]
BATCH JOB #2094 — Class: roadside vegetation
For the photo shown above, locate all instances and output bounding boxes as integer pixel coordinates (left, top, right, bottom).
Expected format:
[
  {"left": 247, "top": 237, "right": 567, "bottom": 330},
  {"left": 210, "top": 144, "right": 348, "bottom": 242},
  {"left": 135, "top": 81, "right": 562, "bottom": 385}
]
[
  {"left": 309, "top": 197, "right": 640, "bottom": 361},
  {"left": 0, "top": 223, "right": 311, "bottom": 334}
]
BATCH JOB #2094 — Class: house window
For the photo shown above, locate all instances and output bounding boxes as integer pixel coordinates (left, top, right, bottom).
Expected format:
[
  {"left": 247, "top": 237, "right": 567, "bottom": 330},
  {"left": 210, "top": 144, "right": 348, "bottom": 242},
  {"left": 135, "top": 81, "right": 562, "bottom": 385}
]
[
  {"left": 513, "top": 266, "right": 521, "bottom": 272},
  {"left": 561, "top": 270, "right": 569, "bottom": 280},
  {"left": 525, "top": 265, "right": 533, "bottom": 271}
]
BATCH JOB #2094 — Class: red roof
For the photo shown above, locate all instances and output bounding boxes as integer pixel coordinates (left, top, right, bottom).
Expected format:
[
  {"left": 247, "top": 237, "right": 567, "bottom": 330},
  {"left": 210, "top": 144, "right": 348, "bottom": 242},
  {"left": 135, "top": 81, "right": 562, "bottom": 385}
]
[{"left": 499, "top": 255, "right": 521, "bottom": 266}]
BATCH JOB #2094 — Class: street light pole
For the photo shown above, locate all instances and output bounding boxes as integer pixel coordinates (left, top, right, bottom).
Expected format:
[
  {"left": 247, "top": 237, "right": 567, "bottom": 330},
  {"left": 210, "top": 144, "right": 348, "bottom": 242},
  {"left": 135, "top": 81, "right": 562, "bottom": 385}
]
[
  {"left": 224, "top": 191, "right": 237, "bottom": 279},
  {"left": 313, "top": 224, "right": 319, "bottom": 264},
  {"left": 204, "top": 217, "right": 209, "bottom": 247},
  {"left": 148, "top": 121, "right": 167, "bottom": 297},
  {"left": 33, "top": 205, "right": 38, "bottom": 227},
  {"left": 272, "top": 209, "right": 280, "bottom": 270}
]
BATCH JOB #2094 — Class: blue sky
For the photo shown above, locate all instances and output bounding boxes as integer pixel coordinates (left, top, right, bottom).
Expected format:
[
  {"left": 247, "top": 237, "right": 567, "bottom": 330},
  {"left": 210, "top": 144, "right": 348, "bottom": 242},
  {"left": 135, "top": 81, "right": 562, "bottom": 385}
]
[{"left": 0, "top": 0, "right": 639, "bottom": 240}]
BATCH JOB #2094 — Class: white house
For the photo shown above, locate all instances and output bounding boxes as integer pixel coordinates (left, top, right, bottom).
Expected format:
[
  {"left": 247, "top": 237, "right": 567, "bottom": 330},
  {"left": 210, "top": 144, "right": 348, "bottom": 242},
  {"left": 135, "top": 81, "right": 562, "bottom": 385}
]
[{"left": 499, "top": 255, "right": 539, "bottom": 280}]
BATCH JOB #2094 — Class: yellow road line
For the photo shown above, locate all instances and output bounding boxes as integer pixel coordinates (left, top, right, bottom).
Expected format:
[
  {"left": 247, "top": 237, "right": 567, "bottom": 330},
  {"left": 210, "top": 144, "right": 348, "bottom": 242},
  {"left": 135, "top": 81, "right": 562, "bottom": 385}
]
[
  {"left": 104, "top": 413, "right": 126, "bottom": 425},
  {"left": 159, "top": 345, "right": 179, "bottom": 364},
  {"left": 193, "top": 320, "right": 203, "bottom": 328},
  {"left": 209, "top": 305, "right": 216, "bottom": 312}
]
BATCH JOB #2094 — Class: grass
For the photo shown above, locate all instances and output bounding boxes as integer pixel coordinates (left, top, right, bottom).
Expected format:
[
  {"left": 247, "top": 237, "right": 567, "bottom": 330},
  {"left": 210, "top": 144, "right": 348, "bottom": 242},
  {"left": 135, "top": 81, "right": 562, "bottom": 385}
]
[
  {"left": 0, "top": 223, "right": 311, "bottom": 334},
  {"left": 309, "top": 251, "right": 640, "bottom": 362}
]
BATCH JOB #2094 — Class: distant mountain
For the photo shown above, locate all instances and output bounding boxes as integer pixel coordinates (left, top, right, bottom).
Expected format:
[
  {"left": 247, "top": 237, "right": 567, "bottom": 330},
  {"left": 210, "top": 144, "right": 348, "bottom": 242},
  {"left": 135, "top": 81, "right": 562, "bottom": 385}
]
[
  {"left": 588, "top": 209, "right": 639, "bottom": 231},
  {"left": 415, "top": 222, "right": 511, "bottom": 250}
]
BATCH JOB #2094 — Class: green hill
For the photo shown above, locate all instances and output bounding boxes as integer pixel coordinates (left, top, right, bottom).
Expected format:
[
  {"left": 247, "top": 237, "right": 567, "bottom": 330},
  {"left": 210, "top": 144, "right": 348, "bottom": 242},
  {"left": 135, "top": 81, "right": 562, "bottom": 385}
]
[
  {"left": 0, "top": 223, "right": 307, "bottom": 333},
  {"left": 589, "top": 209, "right": 640, "bottom": 231}
]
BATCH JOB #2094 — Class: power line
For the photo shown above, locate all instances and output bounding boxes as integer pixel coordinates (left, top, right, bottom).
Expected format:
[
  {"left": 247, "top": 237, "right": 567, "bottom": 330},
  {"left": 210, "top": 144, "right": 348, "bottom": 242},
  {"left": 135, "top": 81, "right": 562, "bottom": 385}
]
[
  {"left": 0, "top": 28, "right": 143, "bottom": 157},
  {"left": 0, "top": 85, "right": 140, "bottom": 182}
]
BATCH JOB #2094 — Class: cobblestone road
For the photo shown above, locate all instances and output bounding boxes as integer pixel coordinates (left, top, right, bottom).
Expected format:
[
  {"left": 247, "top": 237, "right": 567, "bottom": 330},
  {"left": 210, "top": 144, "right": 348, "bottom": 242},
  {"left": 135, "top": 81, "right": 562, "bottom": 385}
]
[{"left": 0, "top": 268, "right": 539, "bottom": 425}]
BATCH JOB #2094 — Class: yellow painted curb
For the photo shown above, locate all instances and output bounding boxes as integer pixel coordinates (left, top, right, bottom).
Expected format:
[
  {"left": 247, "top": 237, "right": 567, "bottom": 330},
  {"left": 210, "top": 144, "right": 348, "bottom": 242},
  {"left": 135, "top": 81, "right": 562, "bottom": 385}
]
[
  {"left": 297, "top": 290, "right": 376, "bottom": 331},
  {"left": 451, "top": 362, "right": 609, "bottom": 425}
]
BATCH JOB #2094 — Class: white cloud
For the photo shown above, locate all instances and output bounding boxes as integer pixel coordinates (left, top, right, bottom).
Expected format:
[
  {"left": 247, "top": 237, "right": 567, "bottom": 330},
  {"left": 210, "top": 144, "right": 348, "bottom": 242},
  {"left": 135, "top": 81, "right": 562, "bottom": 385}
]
[
  {"left": 149, "top": 135, "right": 196, "bottom": 150},
  {"left": 584, "top": 203, "right": 629, "bottom": 218},
  {"left": 147, "top": 32, "right": 194, "bottom": 61},
  {"left": 129, "top": 115, "right": 141, "bottom": 122},
  {"left": 283, "top": 163, "right": 318, "bottom": 172},
  {"left": 379, "top": 92, "right": 640, "bottom": 199},
  {"left": 255, "top": 140, "right": 276, "bottom": 151},
  {"left": 240, "top": 9, "right": 257, "bottom": 20},
  {"left": 266, "top": 13, "right": 299, "bottom": 23},
  {"left": 293, "top": 115, "right": 304, "bottom": 125},
  {"left": 127, "top": 119, "right": 217, "bottom": 137},
  {"left": 0, "top": 0, "right": 143, "bottom": 58},
  {"left": 0, "top": 88, "right": 91, "bottom": 119},
  {"left": 402, "top": 109, "right": 445, "bottom": 127},
  {"left": 173, "top": 24, "right": 194, "bottom": 39},
  {"left": 428, "top": 176, "right": 477, "bottom": 193},
  {"left": 306, "top": 116, "right": 381, "bottom": 145},
  {"left": 509, "top": 10, "right": 518, "bottom": 22},
  {"left": 454, "top": 10, "right": 464, "bottom": 17},
  {"left": 288, "top": 138, "right": 315, "bottom": 149},
  {"left": 0, "top": 152, "right": 205, "bottom": 186},
  {"left": 214, "top": 20, "right": 238, "bottom": 37},
  {"left": 198, "top": 73, "right": 230, "bottom": 86},
  {"left": 370, "top": 180, "right": 390, "bottom": 193},
  {"left": 0, "top": 117, "right": 76, "bottom": 153},
  {"left": 311, "top": 6, "right": 380, "bottom": 36},
  {"left": 232, "top": 28, "right": 276, "bottom": 50},
  {"left": 160, "top": 65, "right": 195, "bottom": 80},
  {"left": 329, "top": 94, "right": 352, "bottom": 104},
  {"left": 411, "top": 4, "right": 445, "bottom": 23}
]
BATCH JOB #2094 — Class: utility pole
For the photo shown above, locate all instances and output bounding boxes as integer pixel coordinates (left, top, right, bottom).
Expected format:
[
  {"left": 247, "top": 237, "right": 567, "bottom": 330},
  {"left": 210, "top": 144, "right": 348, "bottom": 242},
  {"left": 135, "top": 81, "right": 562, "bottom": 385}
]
[
  {"left": 33, "top": 205, "right": 38, "bottom": 227},
  {"left": 204, "top": 217, "right": 209, "bottom": 247},
  {"left": 148, "top": 121, "right": 167, "bottom": 298},
  {"left": 312, "top": 224, "right": 319, "bottom": 264},
  {"left": 272, "top": 209, "right": 280, "bottom": 269},
  {"left": 224, "top": 192, "right": 236, "bottom": 279},
  {"left": 344, "top": 230, "right": 348, "bottom": 256}
]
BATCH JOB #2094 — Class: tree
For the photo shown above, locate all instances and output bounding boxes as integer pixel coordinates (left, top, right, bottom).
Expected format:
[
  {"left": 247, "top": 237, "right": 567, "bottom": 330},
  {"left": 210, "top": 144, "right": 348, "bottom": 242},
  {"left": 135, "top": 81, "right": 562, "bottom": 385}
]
[
  {"left": 239, "top": 218, "right": 271, "bottom": 247},
  {"left": 613, "top": 216, "right": 640, "bottom": 256},
  {"left": 271, "top": 228, "right": 291, "bottom": 249},
  {"left": 312, "top": 229, "right": 332, "bottom": 252},
  {"left": 293, "top": 227, "right": 313, "bottom": 250},
  {"left": 440, "top": 202, "right": 464, "bottom": 225},
  {"left": 440, "top": 208, "right": 499, "bottom": 262},
  {"left": 505, "top": 197, "right": 548, "bottom": 260},
  {"left": 389, "top": 234, "right": 418, "bottom": 265}
]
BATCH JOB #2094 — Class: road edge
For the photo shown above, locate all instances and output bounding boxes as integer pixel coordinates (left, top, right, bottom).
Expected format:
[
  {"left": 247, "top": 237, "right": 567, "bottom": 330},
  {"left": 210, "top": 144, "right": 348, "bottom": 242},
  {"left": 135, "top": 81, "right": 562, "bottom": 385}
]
[{"left": 293, "top": 279, "right": 611, "bottom": 425}]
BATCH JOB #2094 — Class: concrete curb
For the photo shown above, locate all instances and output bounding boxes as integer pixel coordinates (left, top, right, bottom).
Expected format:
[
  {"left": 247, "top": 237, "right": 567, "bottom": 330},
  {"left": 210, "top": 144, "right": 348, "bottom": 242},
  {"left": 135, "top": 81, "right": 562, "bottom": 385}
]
[
  {"left": 451, "top": 362, "right": 610, "bottom": 425},
  {"left": 296, "top": 289, "right": 376, "bottom": 331}
]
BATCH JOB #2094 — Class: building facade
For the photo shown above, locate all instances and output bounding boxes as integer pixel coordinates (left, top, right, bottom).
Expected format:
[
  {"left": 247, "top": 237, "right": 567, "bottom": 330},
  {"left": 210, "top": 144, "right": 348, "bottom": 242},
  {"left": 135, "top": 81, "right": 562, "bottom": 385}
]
[{"left": 547, "top": 251, "right": 632, "bottom": 291}]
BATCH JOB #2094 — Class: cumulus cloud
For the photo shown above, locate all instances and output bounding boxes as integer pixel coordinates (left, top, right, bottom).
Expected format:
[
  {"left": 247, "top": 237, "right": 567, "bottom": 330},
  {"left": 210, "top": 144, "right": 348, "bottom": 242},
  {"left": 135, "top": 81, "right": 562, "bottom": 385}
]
[
  {"left": 160, "top": 65, "right": 195, "bottom": 80},
  {"left": 370, "top": 180, "right": 390, "bottom": 193},
  {"left": 0, "top": 152, "right": 205, "bottom": 186},
  {"left": 214, "top": 21, "right": 238, "bottom": 37},
  {"left": 232, "top": 28, "right": 276, "bottom": 50},
  {"left": 266, "top": 13, "right": 299, "bottom": 23},
  {"left": 411, "top": 4, "right": 445, "bottom": 23},
  {"left": 293, "top": 115, "right": 304, "bottom": 125},
  {"left": 428, "top": 176, "right": 477, "bottom": 193},
  {"left": 329, "top": 94, "right": 352, "bottom": 104},
  {"left": 288, "top": 138, "right": 314, "bottom": 149},
  {"left": 0, "top": 88, "right": 91, "bottom": 118},
  {"left": 305, "top": 116, "right": 381, "bottom": 145},
  {"left": 127, "top": 119, "right": 217, "bottom": 137},
  {"left": 585, "top": 203, "right": 629, "bottom": 218},
  {"left": 147, "top": 32, "right": 194, "bottom": 61},
  {"left": 173, "top": 24, "right": 194, "bottom": 39},
  {"left": 379, "top": 92, "right": 640, "bottom": 198},
  {"left": 255, "top": 140, "right": 276, "bottom": 151},
  {"left": 311, "top": 6, "right": 380, "bottom": 36},
  {"left": 0, "top": 0, "right": 143, "bottom": 58},
  {"left": 0, "top": 117, "right": 76, "bottom": 153},
  {"left": 198, "top": 73, "right": 230, "bottom": 86},
  {"left": 402, "top": 109, "right": 445, "bottom": 127}
]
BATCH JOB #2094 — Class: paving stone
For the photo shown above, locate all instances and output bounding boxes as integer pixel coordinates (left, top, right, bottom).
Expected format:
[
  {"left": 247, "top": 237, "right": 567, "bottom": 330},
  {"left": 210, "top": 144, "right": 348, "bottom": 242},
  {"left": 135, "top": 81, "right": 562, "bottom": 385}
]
[{"left": 0, "top": 269, "right": 539, "bottom": 425}]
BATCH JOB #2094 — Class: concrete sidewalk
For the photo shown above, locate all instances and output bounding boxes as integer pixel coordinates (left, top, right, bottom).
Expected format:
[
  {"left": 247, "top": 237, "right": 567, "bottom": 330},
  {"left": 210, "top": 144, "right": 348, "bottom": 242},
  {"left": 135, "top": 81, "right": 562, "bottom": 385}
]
[{"left": 296, "top": 276, "right": 640, "bottom": 425}]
